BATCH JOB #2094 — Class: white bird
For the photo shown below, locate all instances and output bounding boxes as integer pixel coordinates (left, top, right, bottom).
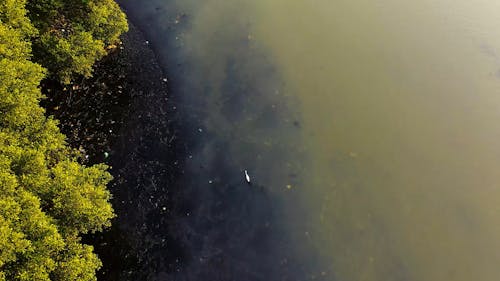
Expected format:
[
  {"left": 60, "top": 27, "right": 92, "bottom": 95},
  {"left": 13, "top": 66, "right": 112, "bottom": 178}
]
[{"left": 244, "top": 170, "right": 251, "bottom": 184}]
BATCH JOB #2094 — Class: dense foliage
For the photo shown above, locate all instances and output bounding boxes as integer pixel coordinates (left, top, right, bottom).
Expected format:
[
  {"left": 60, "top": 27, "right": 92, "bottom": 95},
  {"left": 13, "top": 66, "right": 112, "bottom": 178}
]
[
  {"left": 0, "top": 0, "right": 127, "bottom": 280},
  {"left": 27, "top": 0, "right": 128, "bottom": 83}
]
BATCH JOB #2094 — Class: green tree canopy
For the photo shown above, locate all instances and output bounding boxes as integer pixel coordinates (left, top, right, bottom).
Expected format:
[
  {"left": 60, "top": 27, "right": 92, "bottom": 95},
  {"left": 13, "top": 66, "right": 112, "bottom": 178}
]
[
  {"left": 0, "top": 0, "right": 126, "bottom": 279},
  {"left": 27, "top": 0, "right": 128, "bottom": 83}
]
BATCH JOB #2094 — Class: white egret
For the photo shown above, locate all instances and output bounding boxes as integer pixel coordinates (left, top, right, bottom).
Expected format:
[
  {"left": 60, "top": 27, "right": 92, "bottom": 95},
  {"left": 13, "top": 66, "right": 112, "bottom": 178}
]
[{"left": 244, "top": 170, "right": 251, "bottom": 184}]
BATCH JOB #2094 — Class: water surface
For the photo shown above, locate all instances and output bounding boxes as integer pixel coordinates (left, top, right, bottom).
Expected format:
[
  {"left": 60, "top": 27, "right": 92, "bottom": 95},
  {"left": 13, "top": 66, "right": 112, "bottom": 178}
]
[{"left": 119, "top": 0, "right": 500, "bottom": 280}]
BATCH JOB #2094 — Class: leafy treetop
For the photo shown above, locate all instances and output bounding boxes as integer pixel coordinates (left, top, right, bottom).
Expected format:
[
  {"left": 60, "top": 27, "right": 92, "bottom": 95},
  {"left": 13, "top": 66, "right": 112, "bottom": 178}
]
[
  {"left": 0, "top": 0, "right": 126, "bottom": 279},
  {"left": 27, "top": 0, "right": 128, "bottom": 83}
]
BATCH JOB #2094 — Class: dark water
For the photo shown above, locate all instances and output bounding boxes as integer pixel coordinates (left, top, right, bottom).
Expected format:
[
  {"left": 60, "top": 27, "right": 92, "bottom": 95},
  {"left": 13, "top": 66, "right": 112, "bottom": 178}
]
[
  {"left": 113, "top": 0, "right": 500, "bottom": 280},
  {"left": 112, "top": 0, "right": 324, "bottom": 280}
]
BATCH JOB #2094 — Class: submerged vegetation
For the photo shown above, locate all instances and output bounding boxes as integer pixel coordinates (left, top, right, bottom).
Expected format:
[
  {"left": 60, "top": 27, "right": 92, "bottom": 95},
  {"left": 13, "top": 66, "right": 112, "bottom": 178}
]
[{"left": 0, "top": 0, "right": 127, "bottom": 280}]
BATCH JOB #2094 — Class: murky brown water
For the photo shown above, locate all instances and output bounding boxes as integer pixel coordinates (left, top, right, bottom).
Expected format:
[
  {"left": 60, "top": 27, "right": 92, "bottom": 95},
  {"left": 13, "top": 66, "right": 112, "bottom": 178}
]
[{"left": 119, "top": 0, "right": 500, "bottom": 280}]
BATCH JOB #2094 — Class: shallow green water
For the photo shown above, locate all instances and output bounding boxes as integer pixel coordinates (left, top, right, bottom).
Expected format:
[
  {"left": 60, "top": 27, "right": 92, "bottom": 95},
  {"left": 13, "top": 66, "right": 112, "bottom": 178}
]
[{"left": 122, "top": 0, "right": 500, "bottom": 280}]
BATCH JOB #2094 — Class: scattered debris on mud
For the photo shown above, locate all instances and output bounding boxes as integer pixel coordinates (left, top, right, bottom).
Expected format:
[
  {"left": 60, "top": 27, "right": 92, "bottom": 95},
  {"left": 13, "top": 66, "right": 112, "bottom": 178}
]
[{"left": 41, "top": 23, "right": 181, "bottom": 280}]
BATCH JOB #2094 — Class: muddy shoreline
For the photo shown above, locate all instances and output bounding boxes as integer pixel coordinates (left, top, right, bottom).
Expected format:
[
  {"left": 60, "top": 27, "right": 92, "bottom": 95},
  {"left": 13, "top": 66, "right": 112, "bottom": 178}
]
[{"left": 43, "top": 22, "right": 187, "bottom": 280}]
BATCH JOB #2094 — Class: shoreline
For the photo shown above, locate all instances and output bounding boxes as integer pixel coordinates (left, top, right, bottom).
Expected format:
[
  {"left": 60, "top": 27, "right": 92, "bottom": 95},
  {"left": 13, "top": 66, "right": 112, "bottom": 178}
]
[
  {"left": 43, "top": 5, "right": 316, "bottom": 280},
  {"left": 43, "top": 22, "right": 185, "bottom": 280}
]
